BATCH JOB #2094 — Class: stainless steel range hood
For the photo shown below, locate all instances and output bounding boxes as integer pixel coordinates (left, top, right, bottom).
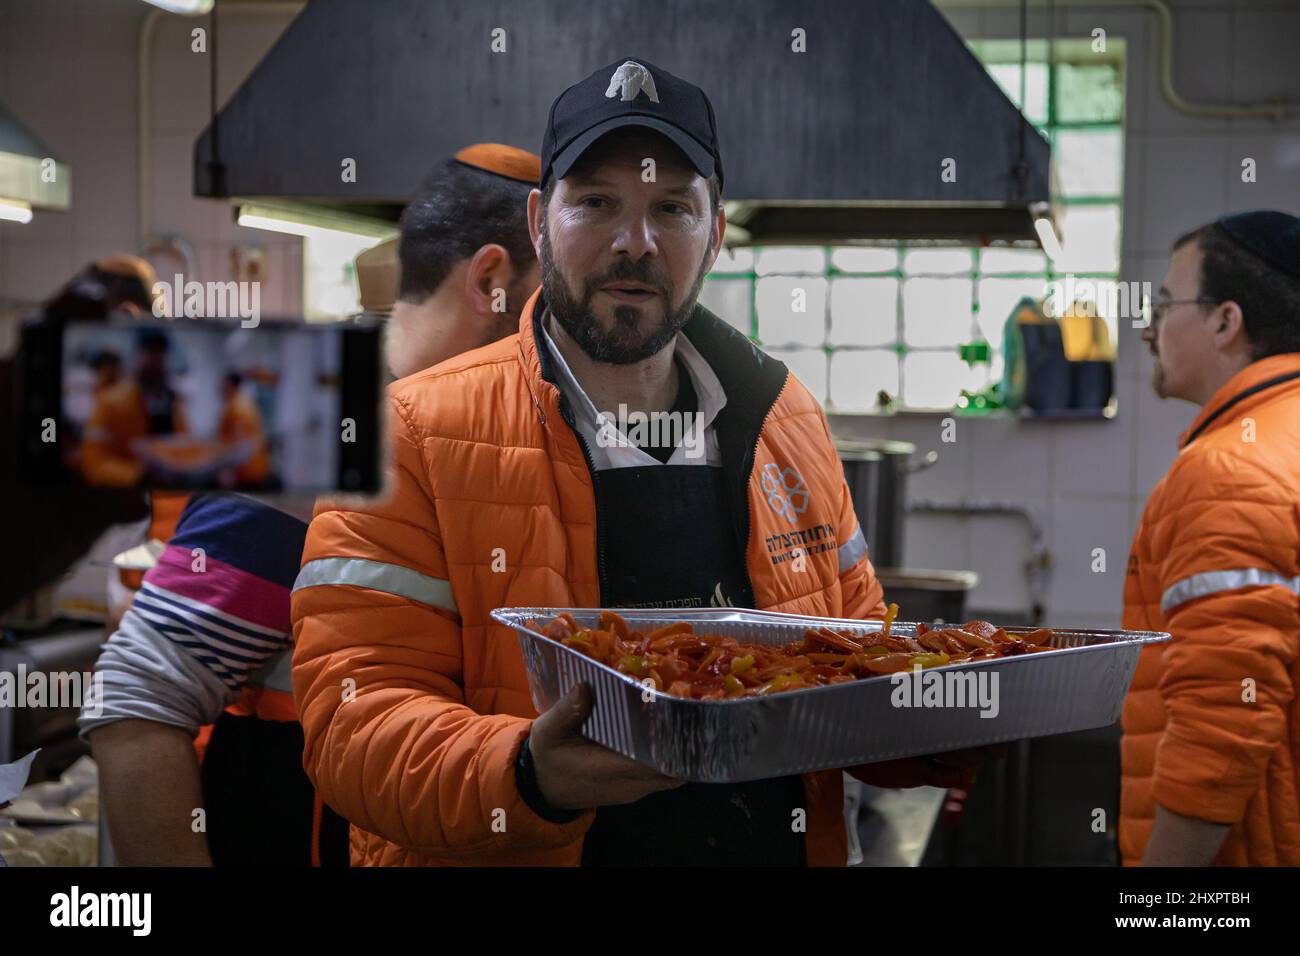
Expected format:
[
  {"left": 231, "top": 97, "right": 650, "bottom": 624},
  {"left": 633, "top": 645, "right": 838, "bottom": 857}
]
[
  {"left": 195, "top": 0, "right": 1053, "bottom": 245},
  {"left": 0, "top": 102, "right": 71, "bottom": 216}
]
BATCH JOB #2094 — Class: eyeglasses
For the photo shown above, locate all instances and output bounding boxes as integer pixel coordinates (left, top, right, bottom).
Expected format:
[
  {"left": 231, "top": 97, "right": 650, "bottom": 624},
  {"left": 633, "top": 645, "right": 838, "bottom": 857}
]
[{"left": 1148, "top": 297, "right": 1220, "bottom": 324}]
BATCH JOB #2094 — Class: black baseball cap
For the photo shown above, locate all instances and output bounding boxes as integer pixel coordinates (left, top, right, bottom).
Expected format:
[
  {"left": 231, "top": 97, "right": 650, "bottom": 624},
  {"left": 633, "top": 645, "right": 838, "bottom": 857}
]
[{"left": 539, "top": 57, "right": 723, "bottom": 191}]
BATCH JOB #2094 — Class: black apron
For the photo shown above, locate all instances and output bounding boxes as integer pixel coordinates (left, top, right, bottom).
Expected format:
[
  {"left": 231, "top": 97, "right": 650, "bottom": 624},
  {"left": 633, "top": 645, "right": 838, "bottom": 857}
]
[
  {"left": 579, "top": 462, "right": 808, "bottom": 866},
  {"left": 201, "top": 712, "right": 350, "bottom": 867},
  {"left": 141, "top": 384, "right": 180, "bottom": 434}
]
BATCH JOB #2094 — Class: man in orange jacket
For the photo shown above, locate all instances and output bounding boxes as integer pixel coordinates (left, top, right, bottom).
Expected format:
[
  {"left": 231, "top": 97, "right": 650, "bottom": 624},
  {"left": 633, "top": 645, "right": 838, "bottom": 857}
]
[
  {"left": 217, "top": 371, "right": 272, "bottom": 488},
  {"left": 292, "top": 58, "right": 977, "bottom": 867},
  {"left": 81, "top": 327, "right": 189, "bottom": 488},
  {"left": 1122, "top": 210, "right": 1300, "bottom": 866}
]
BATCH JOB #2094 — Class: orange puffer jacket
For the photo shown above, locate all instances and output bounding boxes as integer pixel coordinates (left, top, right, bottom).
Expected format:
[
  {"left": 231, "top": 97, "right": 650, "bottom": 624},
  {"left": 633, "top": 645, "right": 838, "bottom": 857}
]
[
  {"left": 291, "top": 290, "right": 886, "bottom": 866},
  {"left": 1121, "top": 353, "right": 1300, "bottom": 866},
  {"left": 82, "top": 380, "right": 188, "bottom": 487}
]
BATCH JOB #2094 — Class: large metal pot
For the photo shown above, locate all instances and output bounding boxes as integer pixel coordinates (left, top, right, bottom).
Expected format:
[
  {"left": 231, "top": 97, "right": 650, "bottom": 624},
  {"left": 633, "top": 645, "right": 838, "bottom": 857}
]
[{"left": 835, "top": 439, "right": 934, "bottom": 569}]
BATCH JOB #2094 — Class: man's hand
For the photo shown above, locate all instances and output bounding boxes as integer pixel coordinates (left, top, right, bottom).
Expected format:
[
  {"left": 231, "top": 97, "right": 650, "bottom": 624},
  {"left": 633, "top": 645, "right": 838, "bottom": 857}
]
[
  {"left": 529, "top": 683, "right": 684, "bottom": 811},
  {"left": 848, "top": 744, "right": 1005, "bottom": 789}
]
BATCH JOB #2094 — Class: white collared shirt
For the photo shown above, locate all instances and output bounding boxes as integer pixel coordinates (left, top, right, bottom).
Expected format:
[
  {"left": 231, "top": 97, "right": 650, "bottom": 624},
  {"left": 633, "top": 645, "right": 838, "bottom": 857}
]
[{"left": 541, "top": 311, "right": 727, "bottom": 470}]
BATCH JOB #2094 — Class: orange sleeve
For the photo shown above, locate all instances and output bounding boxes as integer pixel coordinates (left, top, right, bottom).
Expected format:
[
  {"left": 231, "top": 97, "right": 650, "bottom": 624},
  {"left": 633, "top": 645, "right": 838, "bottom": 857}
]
[
  {"left": 1120, "top": 505, "right": 1152, "bottom": 632},
  {"left": 290, "top": 396, "right": 593, "bottom": 857},
  {"left": 81, "top": 396, "right": 144, "bottom": 487},
  {"left": 1150, "top": 455, "right": 1299, "bottom": 824}
]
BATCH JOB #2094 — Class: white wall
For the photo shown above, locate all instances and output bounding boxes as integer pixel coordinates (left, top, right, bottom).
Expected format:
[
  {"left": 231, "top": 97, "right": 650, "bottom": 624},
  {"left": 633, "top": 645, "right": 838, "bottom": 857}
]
[
  {"left": 0, "top": 0, "right": 303, "bottom": 315},
  {"left": 831, "top": 0, "right": 1300, "bottom": 626}
]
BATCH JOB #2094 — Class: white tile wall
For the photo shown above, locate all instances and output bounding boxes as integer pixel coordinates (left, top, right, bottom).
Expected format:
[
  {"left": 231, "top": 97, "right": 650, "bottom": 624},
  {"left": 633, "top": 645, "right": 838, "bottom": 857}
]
[
  {"left": 72, "top": 11, "right": 140, "bottom": 136},
  {"left": 970, "top": 416, "right": 1054, "bottom": 499},
  {"left": 0, "top": 0, "right": 300, "bottom": 309},
  {"left": 75, "top": 131, "right": 140, "bottom": 243},
  {"left": 1225, "top": 131, "right": 1300, "bottom": 212},
  {"left": 1111, "top": 290, "right": 1147, "bottom": 378},
  {"left": 967, "top": 505, "right": 1045, "bottom": 613},
  {"left": 1138, "top": 133, "right": 1231, "bottom": 252},
  {"left": 1049, "top": 411, "right": 1133, "bottom": 497},
  {"left": 150, "top": 130, "right": 220, "bottom": 239},
  {"left": 1045, "top": 494, "right": 1133, "bottom": 627},
  {"left": 902, "top": 510, "right": 971, "bottom": 576},
  {"left": 151, "top": 43, "right": 213, "bottom": 135},
  {"left": 3, "top": 238, "right": 75, "bottom": 308},
  {"left": 1230, "top": 8, "right": 1300, "bottom": 100},
  {"left": 1134, "top": 382, "right": 1197, "bottom": 499}
]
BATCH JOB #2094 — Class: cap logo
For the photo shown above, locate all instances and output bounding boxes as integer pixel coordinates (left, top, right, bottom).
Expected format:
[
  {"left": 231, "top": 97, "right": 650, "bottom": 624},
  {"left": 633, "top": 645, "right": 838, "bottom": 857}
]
[{"left": 605, "top": 60, "right": 659, "bottom": 103}]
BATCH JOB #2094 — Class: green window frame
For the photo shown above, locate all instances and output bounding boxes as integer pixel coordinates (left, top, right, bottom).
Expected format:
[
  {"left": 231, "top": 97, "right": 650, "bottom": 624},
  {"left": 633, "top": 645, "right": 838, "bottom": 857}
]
[{"left": 701, "top": 38, "right": 1126, "bottom": 414}]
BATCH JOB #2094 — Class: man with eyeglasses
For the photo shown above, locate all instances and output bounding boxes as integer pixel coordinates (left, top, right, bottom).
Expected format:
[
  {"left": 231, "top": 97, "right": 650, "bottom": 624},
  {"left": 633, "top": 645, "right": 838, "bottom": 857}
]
[{"left": 1120, "top": 210, "right": 1300, "bottom": 867}]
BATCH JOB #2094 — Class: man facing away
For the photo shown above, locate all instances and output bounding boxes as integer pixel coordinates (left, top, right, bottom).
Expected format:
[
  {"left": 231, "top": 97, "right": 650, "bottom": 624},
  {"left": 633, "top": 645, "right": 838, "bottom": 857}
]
[{"left": 1122, "top": 210, "right": 1300, "bottom": 866}]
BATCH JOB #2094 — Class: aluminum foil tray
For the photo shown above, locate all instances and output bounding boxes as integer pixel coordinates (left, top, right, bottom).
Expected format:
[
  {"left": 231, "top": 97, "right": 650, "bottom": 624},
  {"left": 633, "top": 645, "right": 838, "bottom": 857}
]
[{"left": 490, "top": 607, "right": 1170, "bottom": 784}]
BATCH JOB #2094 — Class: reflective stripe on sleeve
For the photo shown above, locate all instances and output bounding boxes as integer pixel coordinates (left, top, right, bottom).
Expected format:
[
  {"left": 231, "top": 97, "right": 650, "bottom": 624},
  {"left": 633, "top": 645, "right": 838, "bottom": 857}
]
[
  {"left": 837, "top": 525, "right": 869, "bottom": 574},
  {"left": 294, "top": 557, "right": 459, "bottom": 613},
  {"left": 1161, "top": 568, "right": 1300, "bottom": 615}
]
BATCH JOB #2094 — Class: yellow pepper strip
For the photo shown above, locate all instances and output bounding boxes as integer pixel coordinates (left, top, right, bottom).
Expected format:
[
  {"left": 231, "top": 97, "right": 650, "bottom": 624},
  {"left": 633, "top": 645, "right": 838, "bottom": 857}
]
[
  {"left": 723, "top": 674, "right": 744, "bottom": 695},
  {"left": 616, "top": 655, "right": 648, "bottom": 678},
  {"left": 911, "top": 652, "right": 950, "bottom": 669},
  {"left": 730, "top": 654, "right": 755, "bottom": 674},
  {"left": 759, "top": 673, "right": 797, "bottom": 695},
  {"left": 881, "top": 602, "right": 900, "bottom": 641}
]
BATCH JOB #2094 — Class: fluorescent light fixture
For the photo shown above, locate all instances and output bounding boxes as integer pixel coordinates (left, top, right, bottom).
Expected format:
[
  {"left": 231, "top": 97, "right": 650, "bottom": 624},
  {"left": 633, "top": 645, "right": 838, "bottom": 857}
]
[
  {"left": 1034, "top": 216, "right": 1063, "bottom": 263},
  {"left": 236, "top": 202, "right": 396, "bottom": 242},
  {"left": 141, "top": 0, "right": 214, "bottom": 14},
  {"left": 237, "top": 212, "right": 325, "bottom": 239},
  {"left": 0, "top": 199, "right": 33, "bottom": 224}
]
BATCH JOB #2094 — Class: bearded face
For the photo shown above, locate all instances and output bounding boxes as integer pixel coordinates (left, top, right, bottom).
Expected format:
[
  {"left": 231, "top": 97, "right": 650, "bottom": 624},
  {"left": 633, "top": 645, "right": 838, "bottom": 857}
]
[
  {"left": 539, "top": 218, "right": 712, "bottom": 364},
  {"left": 534, "top": 127, "right": 721, "bottom": 365}
]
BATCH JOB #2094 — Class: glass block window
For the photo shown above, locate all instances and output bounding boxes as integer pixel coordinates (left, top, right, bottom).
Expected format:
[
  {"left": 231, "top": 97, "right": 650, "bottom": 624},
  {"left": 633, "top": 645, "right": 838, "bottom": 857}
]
[{"left": 701, "top": 39, "right": 1126, "bottom": 413}]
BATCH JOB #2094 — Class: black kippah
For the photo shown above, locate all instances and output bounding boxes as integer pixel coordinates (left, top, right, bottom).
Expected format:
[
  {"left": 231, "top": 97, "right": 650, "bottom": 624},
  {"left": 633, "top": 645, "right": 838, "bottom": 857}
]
[{"left": 1215, "top": 210, "right": 1300, "bottom": 280}]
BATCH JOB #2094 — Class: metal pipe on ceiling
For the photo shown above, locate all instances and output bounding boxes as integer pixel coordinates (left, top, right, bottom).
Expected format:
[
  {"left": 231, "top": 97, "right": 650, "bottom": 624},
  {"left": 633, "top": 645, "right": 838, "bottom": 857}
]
[{"left": 936, "top": 0, "right": 1300, "bottom": 120}]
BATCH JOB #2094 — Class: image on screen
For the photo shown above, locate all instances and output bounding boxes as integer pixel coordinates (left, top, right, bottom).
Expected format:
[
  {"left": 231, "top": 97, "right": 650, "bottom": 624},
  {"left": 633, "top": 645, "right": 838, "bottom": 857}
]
[{"left": 60, "top": 321, "right": 348, "bottom": 493}]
